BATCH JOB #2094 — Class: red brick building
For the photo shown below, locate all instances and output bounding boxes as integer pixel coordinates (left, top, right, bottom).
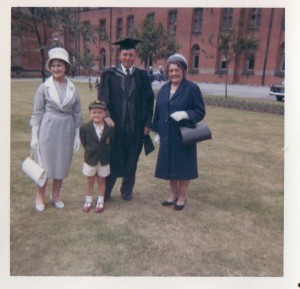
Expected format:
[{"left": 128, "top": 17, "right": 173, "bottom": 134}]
[
  {"left": 71, "top": 7, "right": 285, "bottom": 86},
  {"left": 13, "top": 7, "right": 285, "bottom": 86}
]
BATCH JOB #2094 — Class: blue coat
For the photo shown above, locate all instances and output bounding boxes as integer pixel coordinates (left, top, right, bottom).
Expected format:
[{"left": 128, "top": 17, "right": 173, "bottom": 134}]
[{"left": 152, "top": 78, "right": 206, "bottom": 180}]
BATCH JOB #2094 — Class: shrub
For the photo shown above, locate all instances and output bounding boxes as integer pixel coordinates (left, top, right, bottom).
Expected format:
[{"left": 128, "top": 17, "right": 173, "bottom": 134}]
[
  {"left": 153, "top": 89, "right": 284, "bottom": 115},
  {"left": 203, "top": 95, "right": 284, "bottom": 115}
]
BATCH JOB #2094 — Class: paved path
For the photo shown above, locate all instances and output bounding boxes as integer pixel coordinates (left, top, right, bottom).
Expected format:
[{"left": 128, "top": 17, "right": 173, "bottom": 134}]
[
  {"left": 13, "top": 76, "right": 274, "bottom": 101},
  {"left": 151, "top": 80, "right": 273, "bottom": 100}
]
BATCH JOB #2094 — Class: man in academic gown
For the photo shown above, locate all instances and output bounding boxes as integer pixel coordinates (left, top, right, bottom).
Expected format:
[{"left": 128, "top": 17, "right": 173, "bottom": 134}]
[{"left": 98, "top": 38, "right": 154, "bottom": 201}]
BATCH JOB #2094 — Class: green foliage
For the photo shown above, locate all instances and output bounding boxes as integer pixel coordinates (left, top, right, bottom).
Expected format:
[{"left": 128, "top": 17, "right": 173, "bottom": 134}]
[
  {"left": 217, "top": 28, "right": 258, "bottom": 63},
  {"left": 11, "top": 8, "right": 96, "bottom": 81},
  {"left": 81, "top": 21, "right": 97, "bottom": 46},
  {"left": 79, "top": 49, "right": 96, "bottom": 76},
  {"left": 135, "top": 17, "right": 181, "bottom": 67},
  {"left": 203, "top": 95, "right": 284, "bottom": 115},
  {"left": 202, "top": 25, "right": 258, "bottom": 98}
]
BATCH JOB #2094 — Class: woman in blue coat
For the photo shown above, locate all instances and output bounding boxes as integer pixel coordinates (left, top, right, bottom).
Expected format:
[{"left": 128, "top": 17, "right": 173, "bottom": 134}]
[{"left": 152, "top": 54, "right": 206, "bottom": 210}]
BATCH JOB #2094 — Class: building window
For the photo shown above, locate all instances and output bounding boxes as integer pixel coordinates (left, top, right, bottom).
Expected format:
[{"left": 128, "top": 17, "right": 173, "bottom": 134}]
[
  {"left": 249, "top": 8, "right": 262, "bottom": 30},
  {"left": 222, "top": 8, "right": 233, "bottom": 30},
  {"left": 280, "top": 43, "right": 285, "bottom": 71},
  {"left": 100, "top": 48, "right": 106, "bottom": 69},
  {"left": 247, "top": 53, "right": 255, "bottom": 70},
  {"left": 192, "top": 45, "right": 200, "bottom": 70},
  {"left": 220, "top": 55, "right": 227, "bottom": 70},
  {"left": 116, "top": 18, "right": 123, "bottom": 39},
  {"left": 193, "top": 8, "right": 203, "bottom": 34},
  {"left": 127, "top": 15, "right": 134, "bottom": 36},
  {"left": 99, "top": 19, "right": 106, "bottom": 40},
  {"left": 147, "top": 12, "right": 155, "bottom": 21},
  {"left": 82, "top": 21, "right": 91, "bottom": 48},
  {"left": 168, "top": 10, "right": 177, "bottom": 35}
]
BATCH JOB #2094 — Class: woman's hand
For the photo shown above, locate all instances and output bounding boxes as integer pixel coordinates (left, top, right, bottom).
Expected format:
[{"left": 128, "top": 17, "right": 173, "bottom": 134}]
[
  {"left": 30, "top": 125, "right": 39, "bottom": 149},
  {"left": 104, "top": 117, "right": 115, "bottom": 127},
  {"left": 73, "top": 128, "right": 81, "bottom": 153},
  {"left": 30, "top": 135, "right": 39, "bottom": 149},
  {"left": 154, "top": 133, "right": 160, "bottom": 144},
  {"left": 170, "top": 111, "right": 189, "bottom": 122}
]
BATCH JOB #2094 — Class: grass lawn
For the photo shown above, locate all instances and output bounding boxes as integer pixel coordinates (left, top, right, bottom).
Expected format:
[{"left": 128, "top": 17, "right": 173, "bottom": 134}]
[{"left": 10, "top": 79, "right": 284, "bottom": 276}]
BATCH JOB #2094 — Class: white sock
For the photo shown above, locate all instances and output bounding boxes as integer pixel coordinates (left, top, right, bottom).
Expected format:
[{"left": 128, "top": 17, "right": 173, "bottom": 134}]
[
  {"left": 97, "top": 196, "right": 104, "bottom": 204},
  {"left": 86, "top": 196, "right": 93, "bottom": 203}
]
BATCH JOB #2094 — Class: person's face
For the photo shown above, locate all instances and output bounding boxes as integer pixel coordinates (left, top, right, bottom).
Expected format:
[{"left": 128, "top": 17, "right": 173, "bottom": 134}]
[
  {"left": 168, "top": 63, "right": 184, "bottom": 85},
  {"left": 119, "top": 49, "right": 136, "bottom": 69},
  {"left": 50, "top": 59, "right": 67, "bottom": 81},
  {"left": 89, "top": 108, "right": 106, "bottom": 124}
]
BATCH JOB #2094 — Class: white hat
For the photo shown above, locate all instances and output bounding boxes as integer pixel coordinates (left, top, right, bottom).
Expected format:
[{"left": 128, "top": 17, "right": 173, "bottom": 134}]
[{"left": 45, "top": 47, "right": 72, "bottom": 71}]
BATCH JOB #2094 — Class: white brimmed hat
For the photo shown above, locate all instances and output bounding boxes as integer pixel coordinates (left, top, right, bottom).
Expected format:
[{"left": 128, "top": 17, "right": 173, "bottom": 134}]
[{"left": 45, "top": 47, "right": 72, "bottom": 71}]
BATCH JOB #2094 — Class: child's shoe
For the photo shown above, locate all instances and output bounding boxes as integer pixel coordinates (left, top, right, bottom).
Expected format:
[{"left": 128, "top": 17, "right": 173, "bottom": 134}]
[
  {"left": 82, "top": 196, "right": 92, "bottom": 212},
  {"left": 94, "top": 196, "right": 104, "bottom": 213}
]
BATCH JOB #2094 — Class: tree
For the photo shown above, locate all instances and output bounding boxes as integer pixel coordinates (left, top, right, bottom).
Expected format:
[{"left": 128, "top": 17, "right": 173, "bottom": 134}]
[
  {"left": 80, "top": 49, "right": 96, "bottom": 77},
  {"left": 204, "top": 27, "right": 258, "bottom": 98},
  {"left": 134, "top": 17, "right": 181, "bottom": 68},
  {"left": 11, "top": 8, "right": 95, "bottom": 82},
  {"left": 79, "top": 21, "right": 98, "bottom": 77}
]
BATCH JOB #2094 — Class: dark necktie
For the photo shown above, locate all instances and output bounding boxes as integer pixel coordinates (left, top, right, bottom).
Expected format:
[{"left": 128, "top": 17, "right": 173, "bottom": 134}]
[{"left": 125, "top": 68, "right": 131, "bottom": 96}]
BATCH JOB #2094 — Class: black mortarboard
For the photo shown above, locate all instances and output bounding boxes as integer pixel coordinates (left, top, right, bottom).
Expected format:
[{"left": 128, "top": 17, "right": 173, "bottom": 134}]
[{"left": 112, "top": 38, "right": 142, "bottom": 50}]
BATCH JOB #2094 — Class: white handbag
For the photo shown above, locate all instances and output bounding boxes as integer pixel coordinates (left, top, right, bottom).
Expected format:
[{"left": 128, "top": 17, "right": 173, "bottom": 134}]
[{"left": 22, "top": 149, "right": 47, "bottom": 187}]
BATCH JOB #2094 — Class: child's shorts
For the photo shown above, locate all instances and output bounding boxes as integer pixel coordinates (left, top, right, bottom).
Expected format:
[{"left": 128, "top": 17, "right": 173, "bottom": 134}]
[{"left": 82, "top": 162, "right": 110, "bottom": 177}]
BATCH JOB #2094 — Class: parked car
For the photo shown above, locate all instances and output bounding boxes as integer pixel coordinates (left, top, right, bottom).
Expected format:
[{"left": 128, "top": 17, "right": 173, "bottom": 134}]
[{"left": 269, "top": 82, "right": 284, "bottom": 102}]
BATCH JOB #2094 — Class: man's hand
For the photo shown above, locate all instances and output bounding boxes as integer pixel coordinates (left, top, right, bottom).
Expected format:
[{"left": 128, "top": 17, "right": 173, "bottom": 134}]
[
  {"left": 104, "top": 117, "right": 115, "bottom": 127},
  {"left": 144, "top": 127, "right": 151, "bottom": 135}
]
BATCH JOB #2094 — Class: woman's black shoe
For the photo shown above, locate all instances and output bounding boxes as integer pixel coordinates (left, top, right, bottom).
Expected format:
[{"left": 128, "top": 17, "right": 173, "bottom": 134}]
[
  {"left": 161, "top": 197, "right": 178, "bottom": 206},
  {"left": 174, "top": 200, "right": 186, "bottom": 211},
  {"left": 161, "top": 200, "right": 175, "bottom": 206}
]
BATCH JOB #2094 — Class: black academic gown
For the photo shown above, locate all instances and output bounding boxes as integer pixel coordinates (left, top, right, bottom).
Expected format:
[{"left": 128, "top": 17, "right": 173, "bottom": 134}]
[{"left": 98, "top": 66, "right": 154, "bottom": 186}]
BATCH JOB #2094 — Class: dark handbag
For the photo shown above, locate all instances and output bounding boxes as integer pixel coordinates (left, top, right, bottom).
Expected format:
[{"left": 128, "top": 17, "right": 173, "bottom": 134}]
[{"left": 180, "top": 122, "right": 212, "bottom": 145}]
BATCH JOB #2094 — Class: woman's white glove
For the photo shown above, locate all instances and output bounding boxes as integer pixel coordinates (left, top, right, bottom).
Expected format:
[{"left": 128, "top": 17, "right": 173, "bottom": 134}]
[
  {"left": 154, "top": 133, "right": 160, "bottom": 144},
  {"left": 30, "top": 125, "right": 39, "bottom": 149},
  {"left": 73, "top": 128, "right": 81, "bottom": 152},
  {"left": 170, "top": 111, "right": 189, "bottom": 122}
]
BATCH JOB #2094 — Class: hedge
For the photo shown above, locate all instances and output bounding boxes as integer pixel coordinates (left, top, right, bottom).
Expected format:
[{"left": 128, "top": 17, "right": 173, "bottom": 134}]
[
  {"left": 153, "top": 89, "right": 284, "bottom": 115},
  {"left": 203, "top": 95, "right": 284, "bottom": 115}
]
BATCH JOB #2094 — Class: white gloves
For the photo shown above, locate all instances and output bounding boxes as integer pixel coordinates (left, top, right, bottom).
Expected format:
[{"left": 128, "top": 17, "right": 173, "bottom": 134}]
[
  {"left": 154, "top": 133, "right": 160, "bottom": 144},
  {"left": 73, "top": 128, "right": 81, "bottom": 152},
  {"left": 30, "top": 125, "right": 39, "bottom": 149},
  {"left": 170, "top": 111, "right": 189, "bottom": 122}
]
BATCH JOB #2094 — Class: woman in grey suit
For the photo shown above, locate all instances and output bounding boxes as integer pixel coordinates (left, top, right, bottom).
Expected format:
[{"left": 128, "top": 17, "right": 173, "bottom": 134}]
[{"left": 30, "top": 47, "right": 82, "bottom": 212}]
